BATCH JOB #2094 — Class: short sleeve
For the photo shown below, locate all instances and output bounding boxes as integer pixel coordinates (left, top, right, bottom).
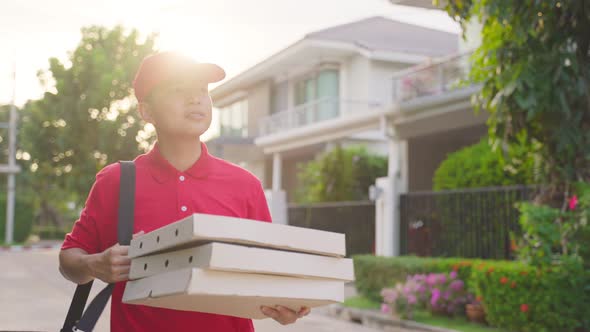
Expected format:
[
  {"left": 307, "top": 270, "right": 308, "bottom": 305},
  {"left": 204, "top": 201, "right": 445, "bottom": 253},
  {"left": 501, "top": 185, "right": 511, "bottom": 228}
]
[
  {"left": 247, "top": 180, "right": 272, "bottom": 223},
  {"left": 61, "top": 181, "right": 103, "bottom": 254},
  {"left": 61, "top": 164, "right": 119, "bottom": 254}
]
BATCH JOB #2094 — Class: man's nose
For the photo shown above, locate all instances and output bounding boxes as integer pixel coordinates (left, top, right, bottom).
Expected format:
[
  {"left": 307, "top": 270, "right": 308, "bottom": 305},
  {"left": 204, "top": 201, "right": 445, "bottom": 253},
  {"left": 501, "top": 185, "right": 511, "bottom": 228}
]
[{"left": 187, "top": 93, "right": 202, "bottom": 104}]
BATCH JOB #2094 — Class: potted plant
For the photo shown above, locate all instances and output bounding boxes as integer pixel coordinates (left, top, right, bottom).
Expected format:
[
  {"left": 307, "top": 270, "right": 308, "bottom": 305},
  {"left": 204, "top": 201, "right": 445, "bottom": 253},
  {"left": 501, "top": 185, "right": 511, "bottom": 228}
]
[{"left": 465, "top": 297, "right": 486, "bottom": 324}]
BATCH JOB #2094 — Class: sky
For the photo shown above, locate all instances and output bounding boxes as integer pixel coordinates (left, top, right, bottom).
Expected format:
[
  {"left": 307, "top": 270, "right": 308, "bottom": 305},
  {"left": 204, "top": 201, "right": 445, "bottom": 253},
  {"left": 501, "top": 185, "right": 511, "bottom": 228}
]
[{"left": 0, "top": 0, "right": 459, "bottom": 107}]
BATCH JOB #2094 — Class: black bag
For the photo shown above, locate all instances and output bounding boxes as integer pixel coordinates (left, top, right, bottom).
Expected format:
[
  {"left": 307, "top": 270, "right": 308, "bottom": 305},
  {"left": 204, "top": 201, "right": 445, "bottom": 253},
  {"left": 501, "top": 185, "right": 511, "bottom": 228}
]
[{"left": 61, "top": 161, "right": 136, "bottom": 332}]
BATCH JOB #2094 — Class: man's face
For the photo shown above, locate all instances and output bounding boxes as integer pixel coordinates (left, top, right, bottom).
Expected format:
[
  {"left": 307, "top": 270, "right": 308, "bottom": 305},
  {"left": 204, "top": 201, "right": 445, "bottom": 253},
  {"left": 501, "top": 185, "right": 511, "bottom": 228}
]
[{"left": 139, "top": 78, "right": 213, "bottom": 139}]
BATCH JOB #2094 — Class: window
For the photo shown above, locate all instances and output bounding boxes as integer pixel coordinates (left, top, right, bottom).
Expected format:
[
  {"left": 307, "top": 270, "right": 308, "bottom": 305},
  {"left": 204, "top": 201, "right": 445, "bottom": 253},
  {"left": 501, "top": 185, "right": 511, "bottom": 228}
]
[
  {"left": 293, "top": 69, "right": 339, "bottom": 123},
  {"left": 219, "top": 99, "right": 248, "bottom": 137}
]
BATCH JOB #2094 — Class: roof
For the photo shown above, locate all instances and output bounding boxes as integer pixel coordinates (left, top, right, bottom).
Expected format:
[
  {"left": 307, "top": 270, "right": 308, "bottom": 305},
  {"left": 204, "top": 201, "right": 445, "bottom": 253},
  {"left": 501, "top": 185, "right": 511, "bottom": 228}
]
[
  {"left": 305, "top": 16, "right": 457, "bottom": 57},
  {"left": 211, "top": 16, "right": 458, "bottom": 101}
]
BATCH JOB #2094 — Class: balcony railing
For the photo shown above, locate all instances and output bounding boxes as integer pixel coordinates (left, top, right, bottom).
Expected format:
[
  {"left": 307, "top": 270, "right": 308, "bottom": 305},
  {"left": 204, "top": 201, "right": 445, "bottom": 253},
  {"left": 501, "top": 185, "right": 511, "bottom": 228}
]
[
  {"left": 258, "top": 97, "right": 381, "bottom": 137},
  {"left": 392, "top": 52, "right": 474, "bottom": 103}
]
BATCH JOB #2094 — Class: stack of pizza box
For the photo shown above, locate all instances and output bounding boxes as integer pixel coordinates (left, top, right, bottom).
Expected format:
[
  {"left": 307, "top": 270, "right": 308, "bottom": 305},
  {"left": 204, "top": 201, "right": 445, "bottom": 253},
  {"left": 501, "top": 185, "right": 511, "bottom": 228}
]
[{"left": 122, "top": 213, "right": 354, "bottom": 319}]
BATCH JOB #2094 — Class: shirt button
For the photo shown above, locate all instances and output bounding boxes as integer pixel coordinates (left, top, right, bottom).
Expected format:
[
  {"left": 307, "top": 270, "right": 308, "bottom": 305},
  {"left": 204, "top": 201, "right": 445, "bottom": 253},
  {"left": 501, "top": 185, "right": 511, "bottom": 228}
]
[
  {"left": 179, "top": 175, "right": 185, "bottom": 181},
  {"left": 181, "top": 206, "right": 187, "bottom": 212}
]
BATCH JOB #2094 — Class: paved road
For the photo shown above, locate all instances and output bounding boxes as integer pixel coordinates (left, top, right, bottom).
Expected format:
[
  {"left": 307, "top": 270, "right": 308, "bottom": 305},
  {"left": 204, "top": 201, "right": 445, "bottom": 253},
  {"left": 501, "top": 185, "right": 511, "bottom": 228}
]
[{"left": 0, "top": 249, "right": 395, "bottom": 332}]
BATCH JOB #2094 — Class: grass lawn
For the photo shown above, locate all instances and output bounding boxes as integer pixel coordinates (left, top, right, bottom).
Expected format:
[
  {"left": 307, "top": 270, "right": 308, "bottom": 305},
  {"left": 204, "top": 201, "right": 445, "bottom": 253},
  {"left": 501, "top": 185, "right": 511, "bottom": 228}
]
[
  {"left": 343, "top": 295, "right": 381, "bottom": 310},
  {"left": 343, "top": 296, "right": 508, "bottom": 332},
  {"left": 413, "top": 310, "right": 507, "bottom": 332}
]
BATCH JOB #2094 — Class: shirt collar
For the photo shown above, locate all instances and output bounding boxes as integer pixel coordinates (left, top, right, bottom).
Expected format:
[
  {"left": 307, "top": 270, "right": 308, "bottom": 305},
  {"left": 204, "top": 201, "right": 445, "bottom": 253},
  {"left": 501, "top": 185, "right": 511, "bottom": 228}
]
[{"left": 146, "top": 141, "right": 212, "bottom": 183}]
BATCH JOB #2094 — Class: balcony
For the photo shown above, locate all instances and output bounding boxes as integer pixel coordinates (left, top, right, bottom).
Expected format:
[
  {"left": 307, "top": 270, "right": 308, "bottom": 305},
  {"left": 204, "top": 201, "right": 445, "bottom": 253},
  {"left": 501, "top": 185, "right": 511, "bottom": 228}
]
[
  {"left": 258, "top": 97, "right": 382, "bottom": 137},
  {"left": 392, "top": 52, "right": 473, "bottom": 104}
]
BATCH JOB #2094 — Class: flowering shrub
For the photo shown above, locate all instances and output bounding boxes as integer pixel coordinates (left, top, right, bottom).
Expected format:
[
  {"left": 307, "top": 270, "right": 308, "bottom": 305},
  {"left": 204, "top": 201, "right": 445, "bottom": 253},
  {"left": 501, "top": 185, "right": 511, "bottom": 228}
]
[
  {"left": 354, "top": 255, "right": 477, "bottom": 303},
  {"left": 517, "top": 182, "right": 590, "bottom": 267},
  {"left": 381, "top": 272, "right": 471, "bottom": 319},
  {"left": 380, "top": 275, "right": 423, "bottom": 319},
  {"left": 470, "top": 261, "right": 590, "bottom": 331}
]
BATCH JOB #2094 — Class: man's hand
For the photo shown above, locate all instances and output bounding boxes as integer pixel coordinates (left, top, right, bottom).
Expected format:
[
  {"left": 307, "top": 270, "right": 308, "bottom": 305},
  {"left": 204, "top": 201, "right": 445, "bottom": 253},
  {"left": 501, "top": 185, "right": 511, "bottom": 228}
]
[
  {"left": 86, "top": 231, "right": 144, "bottom": 284},
  {"left": 260, "top": 305, "right": 311, "bottom": 325},
  {"left": 87, "top": 243, "right": 132, "bottom": 283}
]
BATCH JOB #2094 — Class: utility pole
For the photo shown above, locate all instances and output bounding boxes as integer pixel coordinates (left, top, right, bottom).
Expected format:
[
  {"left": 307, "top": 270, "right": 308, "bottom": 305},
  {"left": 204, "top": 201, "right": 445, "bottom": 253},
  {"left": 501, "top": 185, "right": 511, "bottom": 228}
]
[{"left": 4, "top": 63, "right": 21, "bottom": 244}]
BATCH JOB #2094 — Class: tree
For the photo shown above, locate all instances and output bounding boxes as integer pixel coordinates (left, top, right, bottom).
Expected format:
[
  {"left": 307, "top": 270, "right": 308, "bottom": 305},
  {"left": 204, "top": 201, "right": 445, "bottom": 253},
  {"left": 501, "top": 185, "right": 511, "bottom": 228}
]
[
  {"left": 441, "top": 0, "right": 590, "bottom": 204},
  {"left": 18, "top": 26, "right": 157, "bottom": 227},
  {"left": 295, "top": 145, "right": 387, "bottom": 203},
  {"left": 441, "top": 1, "right": 590, "bottom": 269}
]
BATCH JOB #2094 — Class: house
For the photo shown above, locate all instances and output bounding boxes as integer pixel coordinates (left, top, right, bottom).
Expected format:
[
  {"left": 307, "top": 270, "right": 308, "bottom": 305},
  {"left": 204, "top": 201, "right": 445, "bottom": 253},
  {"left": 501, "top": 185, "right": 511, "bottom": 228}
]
[{"left": 209, "top": 16, "right": 460, "bottom": 224}]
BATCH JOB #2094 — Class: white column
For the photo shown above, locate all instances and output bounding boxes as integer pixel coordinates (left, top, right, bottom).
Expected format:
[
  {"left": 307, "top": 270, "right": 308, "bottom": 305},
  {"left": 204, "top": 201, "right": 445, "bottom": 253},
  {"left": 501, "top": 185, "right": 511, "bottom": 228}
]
[
  {"left": 268, "top": 152, "right": 287, "bottom": 224},
  {"left": 375, "top": 135, "right": 408, "bottom": 257},
  {"left": 272, "top": 153, "right": 282, "bottom": 191},
  {"left": 374, "top": 177, "right": 389, "bottom": 256}
]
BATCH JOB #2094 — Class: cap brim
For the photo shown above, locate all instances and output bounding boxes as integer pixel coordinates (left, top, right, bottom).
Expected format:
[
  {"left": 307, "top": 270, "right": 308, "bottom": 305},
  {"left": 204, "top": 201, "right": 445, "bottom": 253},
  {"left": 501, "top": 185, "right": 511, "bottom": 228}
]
[{"left": 191, "top": 63, "right": 226, "bottom": 83}]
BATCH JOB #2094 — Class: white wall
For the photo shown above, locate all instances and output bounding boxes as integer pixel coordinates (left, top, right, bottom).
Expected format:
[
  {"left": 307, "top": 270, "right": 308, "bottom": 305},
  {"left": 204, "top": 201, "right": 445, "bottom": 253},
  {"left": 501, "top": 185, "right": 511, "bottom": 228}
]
[
  {"left": 343, "top": 55, "right": 370, "bottom": 111},
  {"left": 342, "top": 56, "right": 413, "bottom": 109},
  {"left": 369, "top": 60, "right": 409, "bottom": 106}
]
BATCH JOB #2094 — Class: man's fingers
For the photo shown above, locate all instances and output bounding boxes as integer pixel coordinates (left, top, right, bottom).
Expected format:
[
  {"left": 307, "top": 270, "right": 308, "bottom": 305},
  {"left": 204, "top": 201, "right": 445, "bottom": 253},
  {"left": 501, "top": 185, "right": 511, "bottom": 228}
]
[
  {"left": 113, "top": 273, "right": 129, "bottom": 283},
  {"left": 132, "top": 231, "right": 145, "bottom": 239},
  {"left": 261, "top": 306, "right": 279, "bottom": 319},
  {"left": 298, "top": 306, "right": 311, "bottom": 318},
  {"left": 275, "top": 305, "right": 298, "bottom": 324},
  {"left": 114, "top": 245, "right": 129, "bottom": 255},
  {"left": 112, "top": 256, "right": 132, "bottom": 266}
]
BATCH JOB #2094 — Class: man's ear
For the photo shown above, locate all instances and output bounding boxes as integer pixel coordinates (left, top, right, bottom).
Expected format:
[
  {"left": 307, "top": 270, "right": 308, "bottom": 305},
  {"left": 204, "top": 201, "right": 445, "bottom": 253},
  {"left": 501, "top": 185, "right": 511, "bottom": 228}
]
[{"left": 138, "top": 102, "right": 155, "bottom": 124}]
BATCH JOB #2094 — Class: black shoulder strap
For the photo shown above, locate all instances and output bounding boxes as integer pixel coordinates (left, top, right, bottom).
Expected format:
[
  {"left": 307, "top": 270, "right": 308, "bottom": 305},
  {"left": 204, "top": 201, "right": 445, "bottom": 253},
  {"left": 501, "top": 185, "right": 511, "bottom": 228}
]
[{"left": 61, "top": 161, "right": 136, "bottom": 332}]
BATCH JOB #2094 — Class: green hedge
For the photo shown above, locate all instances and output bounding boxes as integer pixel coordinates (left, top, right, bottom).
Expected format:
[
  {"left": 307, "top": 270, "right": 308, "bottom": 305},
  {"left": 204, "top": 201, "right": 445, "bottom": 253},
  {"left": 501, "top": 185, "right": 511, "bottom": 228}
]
[
  {"left": 433, "top": 138, "right": 537, "bottom": 191},
  {"left": 470, "top": 261, "right": 590, "bottom": 332},
  {"left": 353, "top": 255, "right": 480, "bottom": 303},
  {"left": 354, "top": 255, "right": 590, "bottom": 331},
  {"left": 0, "top": 194, "right": 35, "bottom": 243}
]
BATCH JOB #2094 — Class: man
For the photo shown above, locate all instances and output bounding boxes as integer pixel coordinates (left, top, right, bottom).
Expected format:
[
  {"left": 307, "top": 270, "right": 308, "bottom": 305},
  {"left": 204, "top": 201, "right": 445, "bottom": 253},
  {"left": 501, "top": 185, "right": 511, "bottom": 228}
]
[{"left": 59, "top": 52, "right": 310, "bottom": 331}]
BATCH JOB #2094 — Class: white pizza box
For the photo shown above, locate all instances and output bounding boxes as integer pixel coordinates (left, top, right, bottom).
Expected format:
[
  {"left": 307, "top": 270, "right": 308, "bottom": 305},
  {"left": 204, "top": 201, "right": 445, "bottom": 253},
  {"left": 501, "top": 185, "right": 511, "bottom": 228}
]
[
  {"left": 122, "top": 268, "right": 344, "bottom": 319},
  {"left": 129, "top": 213, "right": 345, "bottom": 259},
  {"left": 129, "top": 242, "right": 354, "bottom": 281}
]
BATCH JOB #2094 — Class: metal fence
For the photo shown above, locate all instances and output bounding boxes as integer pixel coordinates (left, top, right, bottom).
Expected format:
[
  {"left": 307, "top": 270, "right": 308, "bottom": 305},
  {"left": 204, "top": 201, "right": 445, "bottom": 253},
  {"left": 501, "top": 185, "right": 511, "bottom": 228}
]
[
  {"left": 288, "top": 201, "right": 375, "bottom": 257},
  {"left": 399, "top": 186, "right": 537, "bottom": 259}
]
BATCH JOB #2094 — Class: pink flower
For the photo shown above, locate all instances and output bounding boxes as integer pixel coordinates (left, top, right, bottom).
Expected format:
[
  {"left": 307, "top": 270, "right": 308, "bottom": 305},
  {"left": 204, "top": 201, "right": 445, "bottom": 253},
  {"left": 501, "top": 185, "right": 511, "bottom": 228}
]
[
  {"left": 430, "top": 288, "right": 441, "bottom": 306},
  {"left": 381, "top": 303, "right": 391, "bottom": 314},
  {"left": 450, "top": 271, "right": 458, "bottom": 279},
  {"left": 407, "top": 294, "right": 417, "bottom": 305},
  {"left": 443, "top": 290, "right": 451, "bottom": 300},
  {"left": 569, "top": 195, "right": 578, "bottom": 210},
  {"left": 426, "top": 274, "right": 438, "bottom": 286},
  {"left": 417, "top": 285, "right": 427, "bottom": 293},
  {"left": 450, "top": 280, "right": 464, "bottom": 292},
  {"left": 381, "top": 288, "right": 398, "bottom": 303}
]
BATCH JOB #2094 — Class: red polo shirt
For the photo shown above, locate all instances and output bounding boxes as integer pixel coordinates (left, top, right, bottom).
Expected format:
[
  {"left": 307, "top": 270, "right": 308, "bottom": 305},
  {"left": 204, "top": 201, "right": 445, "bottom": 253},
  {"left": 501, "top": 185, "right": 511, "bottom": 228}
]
[{"left": 62, "top": 142, "right": 272, "bottom": 332}]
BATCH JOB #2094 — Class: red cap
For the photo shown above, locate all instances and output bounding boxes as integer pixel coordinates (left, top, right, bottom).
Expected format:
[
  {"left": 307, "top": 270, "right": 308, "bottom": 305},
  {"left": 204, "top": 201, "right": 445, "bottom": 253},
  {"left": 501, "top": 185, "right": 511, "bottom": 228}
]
[{"left": 132, "top": 52, "right": 226, "bottom": 102}]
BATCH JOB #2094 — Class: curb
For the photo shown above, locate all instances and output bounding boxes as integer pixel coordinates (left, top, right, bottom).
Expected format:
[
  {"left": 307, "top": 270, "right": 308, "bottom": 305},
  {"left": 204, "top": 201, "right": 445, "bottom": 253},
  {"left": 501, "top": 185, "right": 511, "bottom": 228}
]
[
  {"left": 316, "top": 304, "right": 459, "bottom": 332},
  {"left": 0, "top": 243, "right": 62, "bottom": 252}
]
